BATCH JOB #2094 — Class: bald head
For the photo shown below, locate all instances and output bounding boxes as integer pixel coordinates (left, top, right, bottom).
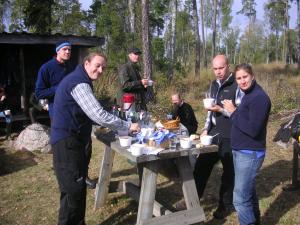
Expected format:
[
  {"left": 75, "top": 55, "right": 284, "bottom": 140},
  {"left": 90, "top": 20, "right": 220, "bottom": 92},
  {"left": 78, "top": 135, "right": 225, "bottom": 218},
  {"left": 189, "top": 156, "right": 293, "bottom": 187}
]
[
  {"left": 171, "top": 93, "right": 182, "bottom": 107},
  {"left": 212, "top": 55, "right": 230, "bottom": 82}
]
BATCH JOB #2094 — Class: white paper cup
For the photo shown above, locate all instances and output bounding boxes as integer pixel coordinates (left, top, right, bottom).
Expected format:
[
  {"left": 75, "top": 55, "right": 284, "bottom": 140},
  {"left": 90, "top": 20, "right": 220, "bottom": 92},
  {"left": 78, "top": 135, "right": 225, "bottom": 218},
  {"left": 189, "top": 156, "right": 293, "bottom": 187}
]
[
  {"left": 180, "top": 137, "right": 192, "bottom": 149},
  {"left": 4, "top": 110, "right": 11, "bottom": 116},
  {"left": 200, "top": 135, "right": 213, "bottom": 146},
  {"left": 131, "top": 143, "right": 145, "bottom": 156},
  {"left": 203, "top": 98, "right": 215, "bottom": 109},
  {"left": 119, "top": 136, "right": 132, "bottom": 147},
  {"left": 148, "top": 80, "right": 153, "bottom": 86}
]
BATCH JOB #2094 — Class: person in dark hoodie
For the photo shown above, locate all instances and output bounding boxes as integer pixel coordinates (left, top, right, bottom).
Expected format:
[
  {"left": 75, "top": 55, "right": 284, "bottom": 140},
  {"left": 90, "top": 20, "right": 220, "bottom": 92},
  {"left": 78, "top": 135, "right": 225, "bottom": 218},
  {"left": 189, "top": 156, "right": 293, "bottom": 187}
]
[
  {"left": 193, "top": 55, "right": 237, "bottom": 219},
  {"left": 35, "top": 40, "right": 73, "bottom": 120},
  {"left": 51, "top": 52, "right": 140, "bottom": 225},
  {"left": 171, "top": 93, "right": 198, "bottom": 135},
  {"left": 223, "top": 63, "right": 271, "bottom": 225}
]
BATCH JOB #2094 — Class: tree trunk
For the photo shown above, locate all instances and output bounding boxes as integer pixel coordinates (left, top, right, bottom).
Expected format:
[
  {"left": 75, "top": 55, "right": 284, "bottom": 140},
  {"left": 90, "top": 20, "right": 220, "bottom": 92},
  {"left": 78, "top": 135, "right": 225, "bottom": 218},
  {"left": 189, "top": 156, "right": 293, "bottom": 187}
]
[
  {"left": 275, "top": 32, "right": 279, "bottom": 62},
  {"left": 192, "top": 0, "right": 201, "bottom": 76},
  {"left": 297, "top": 0, "right": 300, "bottom": 69},
  {"left": 141, "top": 0, "right": 154, "bottom": 103},
  {"left": 266, "top": 36, "right": 269, "bottom": 64},
  {"left": 282, "top": 0, "right": 289, "bottom": 64},
  {"left": 129, "top": 0, "right": 135, "bottom": 33},
  {"left": 212, "top": 0, "right": 217, "bottom": 58},
  {"left": 141, "top": 0, "right": 152, "bottom": 79},
  {"left": 167, "top": 0, "right": 177, "bottom": 79},
  {"left": 200, "top": 0, "right": 207, "bottom": 68}
]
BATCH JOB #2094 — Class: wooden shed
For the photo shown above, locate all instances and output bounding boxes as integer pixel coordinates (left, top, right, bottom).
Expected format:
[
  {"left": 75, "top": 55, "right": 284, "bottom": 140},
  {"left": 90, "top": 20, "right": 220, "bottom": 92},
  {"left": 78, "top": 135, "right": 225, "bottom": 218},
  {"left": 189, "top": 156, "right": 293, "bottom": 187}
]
[{"left": 0, "top": 32, "right": 105, "bottom": 114}]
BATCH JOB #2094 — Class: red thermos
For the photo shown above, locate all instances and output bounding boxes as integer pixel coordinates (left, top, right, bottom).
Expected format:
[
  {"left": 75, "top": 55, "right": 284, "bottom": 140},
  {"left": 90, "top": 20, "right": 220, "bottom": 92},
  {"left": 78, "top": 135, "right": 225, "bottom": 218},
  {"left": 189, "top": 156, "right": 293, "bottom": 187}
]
[{"left": 123, "top": 93, "right": 135, "bottom": 112}]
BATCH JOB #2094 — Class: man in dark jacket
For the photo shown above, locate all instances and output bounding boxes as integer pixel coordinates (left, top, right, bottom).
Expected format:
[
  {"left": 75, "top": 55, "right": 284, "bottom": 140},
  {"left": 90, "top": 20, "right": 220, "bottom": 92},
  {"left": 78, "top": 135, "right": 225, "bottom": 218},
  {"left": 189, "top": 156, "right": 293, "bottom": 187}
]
[
  {"left": 51, "top": 52, "right": 140, "bottom": 225},
  {"left": 118, "top": 47, "right": 151, "bottom": 111},
  {"left": 171, "top": 93, "right": 198, "bottom": 135},
  {"left": 35, "top": 40, "right": 73, "bottom": 119},
  {"left": 194, "top": 55, "right": 237, "bottom": 219}
]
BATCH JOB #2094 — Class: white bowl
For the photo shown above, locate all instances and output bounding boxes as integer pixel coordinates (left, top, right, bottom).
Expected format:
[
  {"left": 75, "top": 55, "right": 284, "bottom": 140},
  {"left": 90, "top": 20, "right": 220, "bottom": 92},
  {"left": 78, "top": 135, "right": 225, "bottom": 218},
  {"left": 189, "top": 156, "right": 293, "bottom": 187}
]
[
  {"left": 203, "top": 98, "right": 215, "bottom": 109},
  {"left": 200, "top": 135, "right": 213, "bottom": 146},
  {"left": 119, "top": 136, "right": 132, "bottom": 147},
  {"left": 180, "top": 137, "right": 192, "bottom": 149},
  {"left": 4, "top": 110, "right": 11, "bottom": 116},
  {"left": 131, "top": 143, "right": 146, "bottom": 156}
]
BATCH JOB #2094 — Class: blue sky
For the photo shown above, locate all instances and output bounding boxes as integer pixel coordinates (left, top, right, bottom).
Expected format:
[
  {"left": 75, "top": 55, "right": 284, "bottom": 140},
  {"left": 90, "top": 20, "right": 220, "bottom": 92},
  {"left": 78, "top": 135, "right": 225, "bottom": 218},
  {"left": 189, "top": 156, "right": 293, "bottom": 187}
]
[{"left": 80, "top": 0, "right": 297, "bottom": 29}]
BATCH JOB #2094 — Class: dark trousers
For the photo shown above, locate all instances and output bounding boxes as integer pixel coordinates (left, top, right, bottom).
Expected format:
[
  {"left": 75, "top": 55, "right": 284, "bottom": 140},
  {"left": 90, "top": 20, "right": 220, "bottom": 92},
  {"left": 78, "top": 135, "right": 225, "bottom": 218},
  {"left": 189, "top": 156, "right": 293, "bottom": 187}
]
[
  {"left": 193, "top": 138, "right": 234, "bottom": 208},
  {"left": 52, "top": 136, "right": 91, "bottom": 225}
]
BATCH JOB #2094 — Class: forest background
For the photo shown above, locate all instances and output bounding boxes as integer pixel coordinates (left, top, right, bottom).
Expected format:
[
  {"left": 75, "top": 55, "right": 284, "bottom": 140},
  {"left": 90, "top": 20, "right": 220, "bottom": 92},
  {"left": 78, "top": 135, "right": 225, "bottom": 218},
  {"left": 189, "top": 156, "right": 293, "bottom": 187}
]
[
  {"left": 1, "top": 0, "right": 300, "bottom": 114},
  {"left": 1, "top": 1, "right": 300, "bottom": 225}
]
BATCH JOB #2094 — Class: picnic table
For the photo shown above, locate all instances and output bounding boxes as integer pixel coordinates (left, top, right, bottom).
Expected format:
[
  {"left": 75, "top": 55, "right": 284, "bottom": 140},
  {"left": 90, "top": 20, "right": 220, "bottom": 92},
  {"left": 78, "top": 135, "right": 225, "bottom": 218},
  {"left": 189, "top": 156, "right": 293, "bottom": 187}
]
[{"left": 94, "top": 129, "right": 218, "bottom": 225}]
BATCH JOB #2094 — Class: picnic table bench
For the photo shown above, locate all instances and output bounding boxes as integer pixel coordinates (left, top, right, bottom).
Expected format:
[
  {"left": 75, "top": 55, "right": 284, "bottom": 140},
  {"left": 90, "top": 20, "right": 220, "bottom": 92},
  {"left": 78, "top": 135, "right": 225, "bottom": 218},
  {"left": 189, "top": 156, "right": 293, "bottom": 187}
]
[
  {"left": 0, "top": 113, "right": 49, "bottom": 137},
  {"left": 94, "top": 129, "right": 218, "bottom": 225}
]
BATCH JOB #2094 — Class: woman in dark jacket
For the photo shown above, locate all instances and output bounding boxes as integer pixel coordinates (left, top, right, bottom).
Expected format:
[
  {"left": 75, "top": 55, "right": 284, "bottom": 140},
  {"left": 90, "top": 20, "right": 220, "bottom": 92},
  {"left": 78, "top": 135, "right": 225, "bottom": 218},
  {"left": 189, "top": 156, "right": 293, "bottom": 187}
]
[{"left": 223, "top": 64, "right": 271, "bottom": 225}]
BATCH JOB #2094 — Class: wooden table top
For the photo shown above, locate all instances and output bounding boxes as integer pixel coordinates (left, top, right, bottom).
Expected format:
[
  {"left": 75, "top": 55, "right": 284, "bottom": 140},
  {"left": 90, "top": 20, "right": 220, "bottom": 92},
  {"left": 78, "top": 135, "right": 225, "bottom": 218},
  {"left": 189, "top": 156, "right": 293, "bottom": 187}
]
[{"left": 94, "top": 129, "right": 218, "bottom": 164}]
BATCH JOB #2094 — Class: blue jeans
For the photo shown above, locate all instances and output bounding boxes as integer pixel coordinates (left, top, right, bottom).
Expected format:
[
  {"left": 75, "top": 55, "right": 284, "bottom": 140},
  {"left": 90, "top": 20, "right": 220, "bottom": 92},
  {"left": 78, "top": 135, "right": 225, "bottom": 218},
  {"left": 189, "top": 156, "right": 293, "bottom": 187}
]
[{"left": 233, "top": 150, "right": 264, "bottom": 225}]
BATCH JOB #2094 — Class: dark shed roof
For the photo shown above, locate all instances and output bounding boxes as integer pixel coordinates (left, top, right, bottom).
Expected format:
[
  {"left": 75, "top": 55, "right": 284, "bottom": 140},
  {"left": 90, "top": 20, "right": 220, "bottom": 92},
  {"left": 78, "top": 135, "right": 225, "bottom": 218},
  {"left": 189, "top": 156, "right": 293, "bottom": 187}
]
[{"left": 0, "top": 32, "right": 105, "bottom": 47}]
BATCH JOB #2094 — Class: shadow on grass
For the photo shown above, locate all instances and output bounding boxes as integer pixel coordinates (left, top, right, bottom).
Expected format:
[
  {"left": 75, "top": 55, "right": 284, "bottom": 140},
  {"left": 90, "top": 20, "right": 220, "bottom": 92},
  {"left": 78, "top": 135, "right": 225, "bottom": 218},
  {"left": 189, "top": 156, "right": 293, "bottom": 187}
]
[
  {"left": 111, "top": 167, "right": 137, "bottom": 178},
  {"left": 0, "top": 147, "right": 37, "bottom": 176},
  {"left": 192, "top": 158, "right": 295, "bottom": 224},
  {"left": 258, "top": 159, "right": 300, "bottom": 224},
  {"left": 98, "top": 200, "right": 137, "bottom": 225}
]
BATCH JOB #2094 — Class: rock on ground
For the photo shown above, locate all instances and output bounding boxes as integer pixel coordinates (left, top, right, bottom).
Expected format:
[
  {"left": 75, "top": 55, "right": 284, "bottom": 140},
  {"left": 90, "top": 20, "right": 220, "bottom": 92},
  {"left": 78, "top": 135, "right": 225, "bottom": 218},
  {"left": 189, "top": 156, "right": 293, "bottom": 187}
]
[{"left": 13, "top": 123, "right": 51, "bottom": 153}]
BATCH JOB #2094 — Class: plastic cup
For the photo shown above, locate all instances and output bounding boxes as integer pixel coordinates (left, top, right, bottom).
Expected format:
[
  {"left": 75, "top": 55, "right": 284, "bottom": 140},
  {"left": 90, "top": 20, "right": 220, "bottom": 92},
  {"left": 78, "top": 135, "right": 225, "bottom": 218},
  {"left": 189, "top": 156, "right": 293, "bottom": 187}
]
[
  {"left": 119, "top": 136, "right": 132, "bottom": 147},
  {"left": 169, "top": 137, "right": 177, "bottom": 151},
  {"left": 4, "top": 110, "right": 11, "bottom": 116},
  {"left": 180, "top": 137, "right": 192, "bottom": 149},
  {"left": 200, "top": 135, "right": 213, "bottom": 146},
  {"left": 203, "top": 98, "right": 215, "bottom": 109}
]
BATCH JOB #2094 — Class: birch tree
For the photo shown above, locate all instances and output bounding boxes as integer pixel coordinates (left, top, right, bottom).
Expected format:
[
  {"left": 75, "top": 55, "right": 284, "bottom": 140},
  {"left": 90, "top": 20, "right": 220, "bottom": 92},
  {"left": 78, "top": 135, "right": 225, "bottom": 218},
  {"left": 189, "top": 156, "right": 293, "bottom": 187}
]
[
  {"left": 211, "top": 0, "right": 218, "bottom": 58},
  {"left": 192, "top": 0, "right": 201, "bottom": 76},
  {"left": 220, "top": 0, "right": 233, "bottom": 57},
  {"left": 166, "top": 0, "right": 177, "bottom": 79},
  {"left": 297, "top": 0, "right": 300, "bottom": 68},
  {"left": 265, "top": 0, "right": 286, "bottom": 62},
  {"left": 285, "top": 0, "right": 299, "bottom": 66},
  {"left": 141, "top": 0, "right": 155, "bottom": 102},
  {"left": 200, "top": 0, "right": 208, "bottom": 67},
  {"left": 129, "top": 0, "right": 135, "bottom": 33},
  {"left": 238, "top": 0, "right": 257, "bottom": 62}
]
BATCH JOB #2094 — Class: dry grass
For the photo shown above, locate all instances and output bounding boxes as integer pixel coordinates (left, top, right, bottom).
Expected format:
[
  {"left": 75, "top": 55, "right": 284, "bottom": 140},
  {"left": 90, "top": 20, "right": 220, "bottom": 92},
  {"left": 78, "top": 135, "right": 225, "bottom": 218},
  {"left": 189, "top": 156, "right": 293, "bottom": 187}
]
[
  {"left": 1, "top": 116, "right": 300, "bottom": 225},
  {"left": 1, "top": 63, "right": 300, "bottom": 224}
]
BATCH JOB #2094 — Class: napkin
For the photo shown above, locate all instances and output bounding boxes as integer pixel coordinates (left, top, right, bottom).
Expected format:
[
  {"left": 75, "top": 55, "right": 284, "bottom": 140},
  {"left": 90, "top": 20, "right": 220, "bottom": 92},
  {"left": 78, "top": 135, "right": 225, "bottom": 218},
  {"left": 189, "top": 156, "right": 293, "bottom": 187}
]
[{"left": 152, "top": 130, "right": 176, "bottom": 145}]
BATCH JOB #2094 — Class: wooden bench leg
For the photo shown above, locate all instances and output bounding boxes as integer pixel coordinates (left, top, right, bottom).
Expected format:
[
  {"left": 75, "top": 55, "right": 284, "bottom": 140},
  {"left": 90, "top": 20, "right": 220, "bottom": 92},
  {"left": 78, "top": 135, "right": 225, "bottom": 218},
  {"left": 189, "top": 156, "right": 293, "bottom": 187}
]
[
  {"left": 136, "top": 161, "right": 158, "bottom": 225},
  {"left": 94, "top": 144, "right": 115, "bottom": 209},
  {"left": 6, "top": 122, "right": 11, "bottom": 139},
  {"left": 176, "top": 156, "right": 205, "bottom": 221}
]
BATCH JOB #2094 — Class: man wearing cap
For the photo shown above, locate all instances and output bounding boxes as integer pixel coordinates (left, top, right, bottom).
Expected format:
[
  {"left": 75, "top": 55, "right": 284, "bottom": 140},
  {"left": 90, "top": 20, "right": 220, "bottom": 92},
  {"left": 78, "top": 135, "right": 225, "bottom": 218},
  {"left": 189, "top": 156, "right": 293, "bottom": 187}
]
[
  {"left": 118, "top": 47, "right": 150, "bottom": 111},
  {"left": 35, "top": 40, "right": 73, "bottom": 119}
]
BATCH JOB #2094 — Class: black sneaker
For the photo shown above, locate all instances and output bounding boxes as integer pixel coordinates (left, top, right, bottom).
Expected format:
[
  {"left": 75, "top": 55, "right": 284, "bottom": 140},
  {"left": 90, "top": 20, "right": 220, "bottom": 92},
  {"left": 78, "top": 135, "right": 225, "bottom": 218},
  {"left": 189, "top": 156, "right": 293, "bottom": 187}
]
[
  {"left": 213, "top": 205, "right": 234, "bottom": 219},
  {"left": 86, "top": 177, "right": 96, "bottom": 189}
]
